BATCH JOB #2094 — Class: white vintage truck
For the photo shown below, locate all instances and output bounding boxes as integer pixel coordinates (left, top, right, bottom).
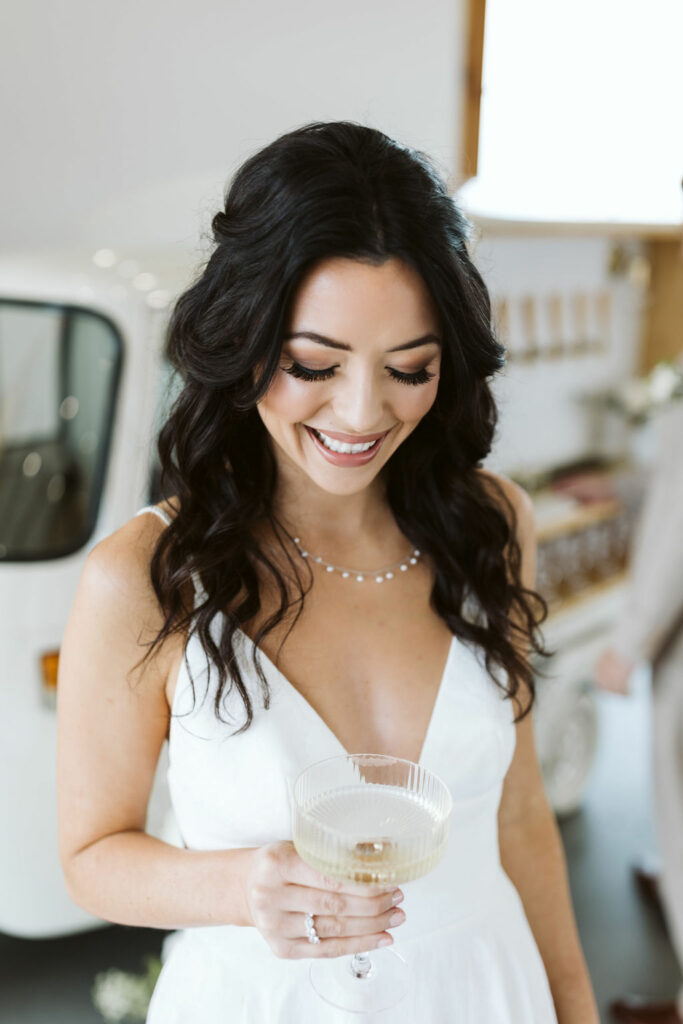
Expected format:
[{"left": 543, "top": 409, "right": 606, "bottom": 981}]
[{"left": 0, "top": 248, "right": 190, "bottom": 937}]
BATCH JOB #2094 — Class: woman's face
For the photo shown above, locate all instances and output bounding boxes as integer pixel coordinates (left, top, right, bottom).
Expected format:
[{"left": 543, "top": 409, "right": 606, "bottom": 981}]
[{"left": 256, "top": 256, "right": 442, "bottom": 497}]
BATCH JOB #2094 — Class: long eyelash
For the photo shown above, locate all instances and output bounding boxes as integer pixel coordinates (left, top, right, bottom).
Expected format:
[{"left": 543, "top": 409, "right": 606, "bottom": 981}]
[
  {"left": 283, "top": 361, "right": 337, "bottom": 382},
  {"left": 388, "top": 367, "right": 436, "bottom": 386},
  {"left": 282, "top": 361, "right": 436, "bottom": 386}
]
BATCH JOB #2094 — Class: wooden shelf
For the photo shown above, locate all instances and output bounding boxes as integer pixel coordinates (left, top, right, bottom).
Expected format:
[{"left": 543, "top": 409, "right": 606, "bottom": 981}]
[
  {"left": 535, "top": 495, "right": 623, "bottom": 545},
  {"left": 545, "top": 569, "right": 628, "bottom": 621}
]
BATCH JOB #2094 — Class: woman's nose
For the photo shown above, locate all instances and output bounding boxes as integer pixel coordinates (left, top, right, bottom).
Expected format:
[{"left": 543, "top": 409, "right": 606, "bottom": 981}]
[{"left": 331, "top": 369, "right": 386, "bottom": 434}]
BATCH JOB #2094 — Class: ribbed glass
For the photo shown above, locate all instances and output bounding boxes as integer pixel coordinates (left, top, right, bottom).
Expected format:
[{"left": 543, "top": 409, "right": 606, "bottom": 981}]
[{"left": 293, "top": 754, "right": 452, "bottom": 885}]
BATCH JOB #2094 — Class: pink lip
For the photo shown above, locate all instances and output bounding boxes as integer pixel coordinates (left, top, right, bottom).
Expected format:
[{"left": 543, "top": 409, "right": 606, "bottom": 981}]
[
  {"left": 304, "top": 426, "right": 391, "bottom": 443},
  {"left": 304, "top": 425, "right": 389, "bottom": 466}
]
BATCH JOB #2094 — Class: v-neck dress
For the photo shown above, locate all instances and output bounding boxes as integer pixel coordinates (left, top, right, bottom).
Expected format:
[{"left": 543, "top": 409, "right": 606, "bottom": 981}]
[{"left": 138, "top": 507, "right": 558, "bottom": 1023}]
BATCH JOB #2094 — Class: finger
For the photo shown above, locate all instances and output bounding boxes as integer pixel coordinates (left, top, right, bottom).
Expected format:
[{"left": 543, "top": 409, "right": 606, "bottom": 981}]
[
  {"left": 279, "top": 846, "right": 398, "bottom": 897},
  {"left": 281, "top": 931, "right": 394, "bottom": 960},
  {"left": 280, "top": 906, "right": 406, "bottom": 940},
  {"left": 279, "top": 884, "right": 404, "bottom": 918}
]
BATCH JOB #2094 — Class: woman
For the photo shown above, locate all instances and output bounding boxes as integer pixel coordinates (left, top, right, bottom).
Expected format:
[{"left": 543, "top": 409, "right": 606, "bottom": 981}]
[{"left": 57, "top": 121, "right": 598, "bottom": 1022}]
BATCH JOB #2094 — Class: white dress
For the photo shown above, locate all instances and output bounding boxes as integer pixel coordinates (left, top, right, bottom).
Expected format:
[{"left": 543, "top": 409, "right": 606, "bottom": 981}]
[{"left": 138, "top": 507, "right": 558, "bottom": 1023}]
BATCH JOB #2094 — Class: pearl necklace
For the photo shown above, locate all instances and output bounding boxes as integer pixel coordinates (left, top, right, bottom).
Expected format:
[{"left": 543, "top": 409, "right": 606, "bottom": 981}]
[{"left": 292, "top": 536, "right": 421, "bottom": 583}]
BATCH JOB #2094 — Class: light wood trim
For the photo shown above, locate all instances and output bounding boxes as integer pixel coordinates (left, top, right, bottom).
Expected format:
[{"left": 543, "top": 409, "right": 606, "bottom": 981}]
[
  {"left": 640, "top": 236, "right": 683, "bottom": 374},
  {"left": 460, "top": 0, "right": 487, "bottom": 185}
]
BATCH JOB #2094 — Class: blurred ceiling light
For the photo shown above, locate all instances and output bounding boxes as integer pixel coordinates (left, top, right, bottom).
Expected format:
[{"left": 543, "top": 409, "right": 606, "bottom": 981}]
[
  {"left": 133, "top": 272, "right": 157, "bottom": 292},
  {"left": 93, "top": 249, "right": 117, "bottom": 268}
]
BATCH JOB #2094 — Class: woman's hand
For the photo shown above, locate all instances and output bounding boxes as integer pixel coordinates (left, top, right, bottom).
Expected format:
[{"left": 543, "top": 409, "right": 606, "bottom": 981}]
[
  {"left": 242, "top": 841, "right": 405, "bottom": 959},
  {"left": 593, "top": 647, "right": 635, "bottom": 695}
]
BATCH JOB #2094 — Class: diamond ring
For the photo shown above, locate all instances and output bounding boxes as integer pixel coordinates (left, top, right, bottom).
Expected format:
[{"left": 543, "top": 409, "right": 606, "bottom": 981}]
[{"left": 304, "top": 911, "right": 320, "bottom": 944}]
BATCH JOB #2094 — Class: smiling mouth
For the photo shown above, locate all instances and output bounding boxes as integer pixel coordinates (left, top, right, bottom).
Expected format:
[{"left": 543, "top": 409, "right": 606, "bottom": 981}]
[
  {"left": 305, "top": 426, "right": 390, "bottom": 453},
  {"left": 303, "top": 424, "right": 392, "bottom": 462}
]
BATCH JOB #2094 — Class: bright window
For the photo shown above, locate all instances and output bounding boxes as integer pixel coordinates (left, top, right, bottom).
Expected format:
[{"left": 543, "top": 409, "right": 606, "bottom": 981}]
[{"left": 476, "top": 0, "right": 683, "bottom": 223}]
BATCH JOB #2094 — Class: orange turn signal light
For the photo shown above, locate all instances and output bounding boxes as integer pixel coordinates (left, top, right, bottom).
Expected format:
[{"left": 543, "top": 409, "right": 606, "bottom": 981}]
[{"left": 40, "top": 650, "right": 60, "bottom": 691}]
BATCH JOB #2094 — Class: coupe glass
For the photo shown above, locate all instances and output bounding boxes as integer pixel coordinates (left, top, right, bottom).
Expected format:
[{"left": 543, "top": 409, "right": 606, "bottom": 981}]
[{"left": 292, "top": 753, "right": 452, "bottom": 1013}]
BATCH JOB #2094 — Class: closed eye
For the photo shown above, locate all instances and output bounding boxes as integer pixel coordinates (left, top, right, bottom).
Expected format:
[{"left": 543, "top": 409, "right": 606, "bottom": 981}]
[{"left": 282, "top": 361, "right": 436, "bottom": 387}]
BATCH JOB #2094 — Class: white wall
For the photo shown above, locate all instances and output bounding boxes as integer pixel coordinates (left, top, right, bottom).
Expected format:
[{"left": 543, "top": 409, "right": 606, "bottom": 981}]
[
  {"left": 1, "top": 0, "right": 464, "bottom": 254},
  {"left": 471, "top": 234, "right": 646, "bottom": 476}
]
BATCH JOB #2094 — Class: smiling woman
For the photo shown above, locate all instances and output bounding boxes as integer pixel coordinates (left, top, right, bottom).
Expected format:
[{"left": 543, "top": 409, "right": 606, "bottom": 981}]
[{"left": 56, "top": 121, "right": 598, "bottom": 1023}]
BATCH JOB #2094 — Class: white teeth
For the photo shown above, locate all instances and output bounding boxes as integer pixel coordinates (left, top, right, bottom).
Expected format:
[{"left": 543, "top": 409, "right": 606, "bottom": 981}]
[{"left": 312, "top": 429, "right": 378, "bottom": 454}]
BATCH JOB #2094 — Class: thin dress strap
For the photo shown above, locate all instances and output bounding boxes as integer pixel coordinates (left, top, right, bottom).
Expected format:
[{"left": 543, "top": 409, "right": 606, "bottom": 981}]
[
  {"left": 135, "top": 505, "right": 172, "bottom": 527},
  {"left": 134, "top": 505, "right": 206, "bottom": 606}
]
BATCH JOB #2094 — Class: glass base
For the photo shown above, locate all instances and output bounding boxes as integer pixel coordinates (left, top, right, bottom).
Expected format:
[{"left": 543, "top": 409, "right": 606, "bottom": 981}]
[{"left": 309, "top": 948, "right": 409, "bottom": 1014}]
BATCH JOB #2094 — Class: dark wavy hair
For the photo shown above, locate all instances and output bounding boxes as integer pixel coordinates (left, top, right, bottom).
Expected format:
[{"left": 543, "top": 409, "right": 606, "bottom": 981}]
[{"left": 147, "top": 120, "right": 550, "bottom": 731}]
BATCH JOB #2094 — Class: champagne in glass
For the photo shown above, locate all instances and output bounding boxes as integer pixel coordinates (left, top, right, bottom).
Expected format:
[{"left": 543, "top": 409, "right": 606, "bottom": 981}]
[{"left": 292, "top": 753, "right": 452, "bottom": 1014}]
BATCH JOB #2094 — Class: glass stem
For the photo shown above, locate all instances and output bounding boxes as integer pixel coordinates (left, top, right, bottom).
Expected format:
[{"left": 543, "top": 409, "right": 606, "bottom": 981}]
[{"left": 350, "top": 951, "right": 373, "bottom": 979}]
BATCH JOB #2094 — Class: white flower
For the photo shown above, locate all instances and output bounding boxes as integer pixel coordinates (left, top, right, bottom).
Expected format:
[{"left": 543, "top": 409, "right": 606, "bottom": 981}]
[
  {"left": 596, "top": 360, "right": 683, "bottom": 424},
  {"left": 648, "top": 362, "right": 681, "bottom": 404},
  {"left": 91, "top": 957, "right": 162, "bottom": 1022}
]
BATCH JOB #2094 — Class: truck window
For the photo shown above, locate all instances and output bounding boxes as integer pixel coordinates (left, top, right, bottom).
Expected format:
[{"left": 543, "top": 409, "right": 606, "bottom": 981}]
[{"left": 0, "top": 300, "right": 122, "bottom": 561}]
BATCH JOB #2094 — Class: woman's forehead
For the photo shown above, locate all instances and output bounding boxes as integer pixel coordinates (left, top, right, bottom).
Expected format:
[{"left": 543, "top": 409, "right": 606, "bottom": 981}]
[{"left": 286, "top": 256, "right": 440, "bottom": 342}]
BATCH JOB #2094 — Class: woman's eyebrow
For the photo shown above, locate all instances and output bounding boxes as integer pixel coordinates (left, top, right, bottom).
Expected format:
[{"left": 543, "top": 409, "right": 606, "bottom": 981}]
[{"left": 283, "top": 331, "right": 441, "bottom": 352}]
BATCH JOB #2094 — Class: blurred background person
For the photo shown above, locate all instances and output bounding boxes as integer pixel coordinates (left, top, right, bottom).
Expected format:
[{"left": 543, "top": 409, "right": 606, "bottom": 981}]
[{"left": 594, "top": 350, "right": 683, "bottom": 1024}]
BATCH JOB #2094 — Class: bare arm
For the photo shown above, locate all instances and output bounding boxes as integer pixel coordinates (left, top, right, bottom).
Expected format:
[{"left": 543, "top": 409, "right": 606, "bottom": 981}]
[
  {"left": 57, "top": 514, "right": 254, "bottom": 928},
  {"left": 490, "top": 475, "right": 599, "bottom": 1024}
]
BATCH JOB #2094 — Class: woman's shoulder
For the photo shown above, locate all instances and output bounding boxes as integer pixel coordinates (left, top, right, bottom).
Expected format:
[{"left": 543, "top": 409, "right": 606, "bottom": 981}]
[
  {"left": 475, "top": 468, "right": 534, "bottom": 525},
  {"left": 79, "top": 500, "right": 181, "bottom": 628},
  {"left": 475, "top": 469, "right": 537, "bottom": 600}
]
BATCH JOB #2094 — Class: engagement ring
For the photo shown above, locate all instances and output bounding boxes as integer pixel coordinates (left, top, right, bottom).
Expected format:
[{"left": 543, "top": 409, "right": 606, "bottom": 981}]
[{"left": 304, "top": 911, "right": 320, "bottom": 944}]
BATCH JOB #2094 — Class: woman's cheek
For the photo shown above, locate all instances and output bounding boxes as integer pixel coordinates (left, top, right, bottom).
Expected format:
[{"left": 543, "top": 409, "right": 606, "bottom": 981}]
[
  {"left": 400, "top": 378, "right": 440, "bottom": 421},
  {"left": 262, "top": 372, "right": 321, "bottom": 421}
]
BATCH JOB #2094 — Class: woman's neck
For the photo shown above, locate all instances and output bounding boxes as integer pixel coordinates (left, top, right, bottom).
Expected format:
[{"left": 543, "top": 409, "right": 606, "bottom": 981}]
[
  {"left": 279, "top": 496, "right": 392, "bottom": 547},
  {"left": 262, "top": 476, "right": 410, "bottom": 563}
]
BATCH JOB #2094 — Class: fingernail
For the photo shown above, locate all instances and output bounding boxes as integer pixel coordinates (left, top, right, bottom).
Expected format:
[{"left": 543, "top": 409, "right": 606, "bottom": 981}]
[
  {"left": 389, "top": 910, "right": 405, "bottom": 926},
  {"left": 377, "top": 936, "right": 393, "bottom": 947},
  {"left": 391, "top": 890, "right": 404, "bottom": 905}
]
